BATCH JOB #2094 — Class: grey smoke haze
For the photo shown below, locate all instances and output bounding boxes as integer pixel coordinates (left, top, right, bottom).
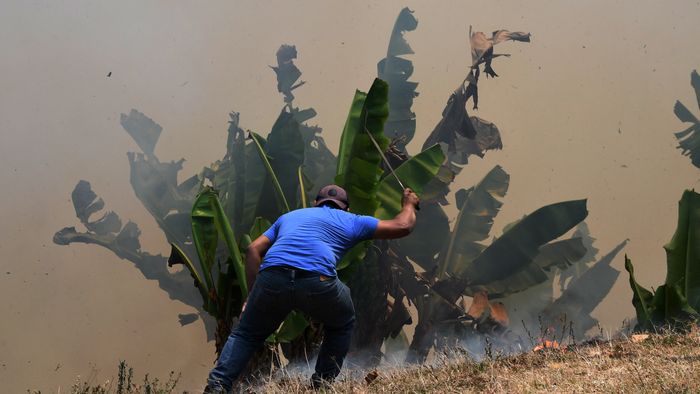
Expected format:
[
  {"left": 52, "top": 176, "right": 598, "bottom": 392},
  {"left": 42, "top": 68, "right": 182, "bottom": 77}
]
[{"left": 1, "top": 0, "right": 699, "bottom": 391}]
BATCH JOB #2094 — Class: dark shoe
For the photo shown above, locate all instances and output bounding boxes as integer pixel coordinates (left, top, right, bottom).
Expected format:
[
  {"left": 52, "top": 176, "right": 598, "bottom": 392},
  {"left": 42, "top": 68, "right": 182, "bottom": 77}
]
[
  {"left": 203, "top": 383, "right": 227, "bottom": 394},
  {"left": 310, "top": 373, "right": 333, "bottom": 391}
]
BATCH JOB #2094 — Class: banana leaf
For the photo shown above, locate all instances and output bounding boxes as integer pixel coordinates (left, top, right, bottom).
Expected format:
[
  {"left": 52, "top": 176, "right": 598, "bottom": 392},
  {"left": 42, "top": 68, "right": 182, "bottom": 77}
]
[
  {"left": 248, "top": 217, "right": 272, "bottom": 241},
  {"left": 271, "top": 44, "right": 302, "bottom": 104},
  {"left": 374, "top": 144, "right": 445, "bottom": 219},
  {"left": 222, "top": 113, "right": 267, "bottom": 236},
  {"left": 168, "top": 243, "right": 208, "bottom": 304},
  {"left": 265, "top": 109, "right": 305, "bottom": 209},
  {"left": 465, "top": 199, "right": 588, "bottom": 286},
  {"left": 673, "top": 70, "right": 700, "bottom": 169},
  {"left": 120, "top": 108, "right": 162, "bottom": 154},
  {"left": 71, "top": 180, "right": 122, "bottom": 235},
  {"left": 248, "top": 132, "right": 291, "bottom": 214},
  {"left": 378, "top": 7, "right": 419, "bottom": 149},
  {"left": 334, "top": 78, "right": 389, "bottom": 216},
  {"left": 191, "top": 187, "right": 248, "bottom": 305},
  {"left": 543, "top": 239, "right": 626, "bottom": 335},
  {"left": 651, "top": 284, "right": 699, "bottom": 328},
  {"left": 625, "top": 255, "right": 655, "bottom": 331},
  {"left": 440, "top": 165, "right": 510, "bottom": 278},
  {"left": 267, "top": 310, "right": 309, "bottom": 344},
  {"left": 663, "top": 189, "right": 700, "bottom": 310},
  {"left": 477, "top": 238, "right": 587, "bottom": 298}
]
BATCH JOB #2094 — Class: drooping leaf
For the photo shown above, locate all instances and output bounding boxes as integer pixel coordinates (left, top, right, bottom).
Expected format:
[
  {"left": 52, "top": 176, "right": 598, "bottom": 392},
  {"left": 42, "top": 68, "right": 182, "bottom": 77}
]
[
  {"left": 465, "top": 199, "right": 588, "bottom": 286},
  {"left": 375, "top": 144, "right": 445, "bottom": 219},
  {"left": 478, "top": 238, "right": 587, "bottom": 298},
  {"left": 440, "top": 165, "right": 510, "bottom": 278},
  {"left": 120, "top": 109, "right": 162, "bottom": 154},
  {"left": 673, "top": 70, "right": 700, "bottom": 169},
  {"left": 559, "top": 222, "right": 599, "bottom": 292},
  {"left": 663, "top": 189, "right": 700, "bottom": 310},
  {"left": 535, "top": 238, "right": 588, "bottom": 272},
  {"left": 168, "top": 243, "right": 208, "bottom": 308},
  {"left": 674, "top": 101, "right": 698, "bottom": 124},
  {"left": 543, "top": 239, "right": 627, "bottom": 335},
  {"left": 248, "top": 131, "right": 291, "bottom": 214}
]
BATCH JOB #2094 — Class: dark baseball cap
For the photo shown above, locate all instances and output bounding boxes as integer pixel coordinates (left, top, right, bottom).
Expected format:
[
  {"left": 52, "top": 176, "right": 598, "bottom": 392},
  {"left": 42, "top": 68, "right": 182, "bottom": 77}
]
[{"left": 315, "top": 184, "right": 349, "bottom": 210}]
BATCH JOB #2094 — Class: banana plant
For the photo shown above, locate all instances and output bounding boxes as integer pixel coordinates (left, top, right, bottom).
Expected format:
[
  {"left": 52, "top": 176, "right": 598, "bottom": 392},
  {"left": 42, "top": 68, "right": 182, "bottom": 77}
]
[
  {"left": 625, "top": 189, "right": 700, "bottom": 331},
  {"left": 403, "top": 164, "right": 589, "bottom": 363}
]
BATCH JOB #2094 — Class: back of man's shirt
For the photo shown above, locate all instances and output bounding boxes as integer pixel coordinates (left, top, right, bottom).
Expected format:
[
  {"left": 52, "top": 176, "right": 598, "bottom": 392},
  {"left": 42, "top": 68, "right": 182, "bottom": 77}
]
[{"left": 260, "top": 206, "right": 379, "bottom": 277}]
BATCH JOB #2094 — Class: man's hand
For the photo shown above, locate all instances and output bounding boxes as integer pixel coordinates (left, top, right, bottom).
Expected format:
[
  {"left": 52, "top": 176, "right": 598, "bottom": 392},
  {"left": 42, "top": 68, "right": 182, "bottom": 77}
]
[
  {"left": 402, "top": 188, "right": 420, "bottom": 210},
  {"left": 374, "top": 188, "right": 419, "bottom": 239}
]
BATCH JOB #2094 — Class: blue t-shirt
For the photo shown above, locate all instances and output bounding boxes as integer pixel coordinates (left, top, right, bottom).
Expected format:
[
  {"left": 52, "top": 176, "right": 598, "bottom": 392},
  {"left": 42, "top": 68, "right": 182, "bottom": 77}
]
[{"left": 259, "top": 206, "right": 379, "bottom": 277}]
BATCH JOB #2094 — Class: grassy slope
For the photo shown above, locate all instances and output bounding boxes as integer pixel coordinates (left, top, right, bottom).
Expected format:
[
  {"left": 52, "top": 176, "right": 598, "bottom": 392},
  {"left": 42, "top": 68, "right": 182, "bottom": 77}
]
[
  {"left": 258, "top": 329, "right": 700, "bottom": 393},
  {"left": 57, "top": 329, "right": 700, "bottom": 393}
]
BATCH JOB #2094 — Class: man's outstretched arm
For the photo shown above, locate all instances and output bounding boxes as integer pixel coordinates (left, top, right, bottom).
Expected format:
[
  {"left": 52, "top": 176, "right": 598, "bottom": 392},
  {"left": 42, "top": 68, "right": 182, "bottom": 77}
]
[
  {"left": 373, "top": 188, "right": 420, "bottom": 239},
  {"left": 244, "top": 235, "right": 272, "bottom": 291}
]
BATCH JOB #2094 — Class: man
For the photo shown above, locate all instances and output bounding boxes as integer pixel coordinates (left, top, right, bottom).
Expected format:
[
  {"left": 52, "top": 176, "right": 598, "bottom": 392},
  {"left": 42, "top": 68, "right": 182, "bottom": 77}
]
[{"left": 205, "top": 184, "right": 420, "bottom": 391}]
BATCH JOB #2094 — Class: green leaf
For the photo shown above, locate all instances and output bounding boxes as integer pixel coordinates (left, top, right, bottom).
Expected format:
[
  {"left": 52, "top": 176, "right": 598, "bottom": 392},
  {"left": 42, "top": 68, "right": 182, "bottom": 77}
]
[
  {"left": 466, "top": 199, "right": 588, "bottom": 285},
  {"left": 663, "top": 189, "right": 700, "bottom": 310},
  {"left": 336, "top": 91, "right": 367, "bottom": 179},
  {"left": 191, "top": 188, "right": 248, "bottom": 313},
  {"left": 624, "top": 254, "right": 654, "bottom": 331},
  {"left": 266, "top": 110, "right": 305, "bottom": 209},
  {"left": 375, "top": 144, "right": 445, "bottom": 219},
  {"left": 168, "top": 243, "right": 209, "bottom": 309},
  {"left": 249, "top": 217, "right": 272, "bottom": 241},
  {"left": 248, "top": 132, "right": 291, "bottom": 213},
  {"left": 271, "top": 310, "right": 309, "bottom": 343},
  {"left": 335, "top": 78, "right": 389, "bottom": 216},
  {"left": 191, "top": 190, "right": 218, "bottom": 292},
  {"left": 439, "top": 165, "right": 510, "bottom": 278}
]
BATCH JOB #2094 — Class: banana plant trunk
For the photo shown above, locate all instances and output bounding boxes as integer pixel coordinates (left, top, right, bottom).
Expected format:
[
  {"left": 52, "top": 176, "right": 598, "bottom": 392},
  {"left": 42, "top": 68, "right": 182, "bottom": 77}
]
[{"left": 348, "top": 242, "right": 392, "bottom": 366}]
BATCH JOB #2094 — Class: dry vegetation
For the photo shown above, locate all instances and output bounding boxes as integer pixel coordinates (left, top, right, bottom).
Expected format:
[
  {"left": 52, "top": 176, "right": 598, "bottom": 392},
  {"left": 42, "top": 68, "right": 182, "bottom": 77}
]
[
  {"left": 49, "top": 328, "right": 700, "bottom": 393},
  {"left": 253, "top": 328, "right": 700, "bottom": 394}
]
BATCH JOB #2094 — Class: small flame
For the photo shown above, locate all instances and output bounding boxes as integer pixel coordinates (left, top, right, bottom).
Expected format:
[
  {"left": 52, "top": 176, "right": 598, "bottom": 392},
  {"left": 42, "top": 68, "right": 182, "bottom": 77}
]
[{"left": 533, "top": 340, "right": 561, "bottom": 352}]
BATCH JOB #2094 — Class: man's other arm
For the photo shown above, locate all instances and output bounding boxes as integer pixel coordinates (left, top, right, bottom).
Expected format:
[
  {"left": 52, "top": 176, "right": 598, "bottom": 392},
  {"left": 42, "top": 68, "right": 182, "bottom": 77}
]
[
  {"left": 373, "top": 188, "right": 420, "bottom": 239},
  {"left": 244, "top": 235, "right": 272, "bottom": 291}
]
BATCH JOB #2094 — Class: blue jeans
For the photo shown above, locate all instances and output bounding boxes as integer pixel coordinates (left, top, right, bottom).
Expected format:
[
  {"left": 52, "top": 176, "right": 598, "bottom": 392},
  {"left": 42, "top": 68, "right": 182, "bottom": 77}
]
[{"left": 207, "top": 266, "right": 356, "bottom": 390}]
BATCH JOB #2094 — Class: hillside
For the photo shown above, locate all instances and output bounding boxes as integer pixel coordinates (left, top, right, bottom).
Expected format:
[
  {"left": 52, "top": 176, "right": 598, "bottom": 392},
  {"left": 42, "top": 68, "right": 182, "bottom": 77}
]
[{"left": 59, "top": 328, "right": 700, "bottom": 393}]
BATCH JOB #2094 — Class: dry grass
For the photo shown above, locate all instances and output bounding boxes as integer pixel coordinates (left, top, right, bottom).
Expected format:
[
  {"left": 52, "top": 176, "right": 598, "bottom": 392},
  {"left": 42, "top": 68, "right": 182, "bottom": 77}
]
[
  {"left": 251, "top": 328, "right": 700, "bottom": 394},
  {"left": 48, "top": 329, "right": 700, "bottom": 393}
]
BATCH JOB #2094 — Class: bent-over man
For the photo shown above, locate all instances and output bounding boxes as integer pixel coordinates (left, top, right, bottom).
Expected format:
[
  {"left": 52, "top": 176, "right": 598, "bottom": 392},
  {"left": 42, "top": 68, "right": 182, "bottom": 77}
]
[{"left": 205, "top": 184, "right": 420, "bottom": 392}]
